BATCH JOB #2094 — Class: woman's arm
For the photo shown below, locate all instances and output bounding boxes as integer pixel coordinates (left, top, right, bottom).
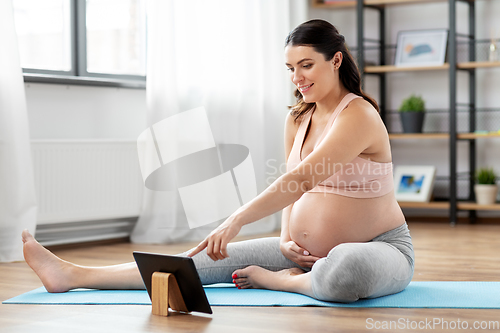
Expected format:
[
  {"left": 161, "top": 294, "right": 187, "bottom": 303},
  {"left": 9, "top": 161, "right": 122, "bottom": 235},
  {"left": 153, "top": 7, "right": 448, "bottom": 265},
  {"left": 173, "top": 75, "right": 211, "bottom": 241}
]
[
  {"left": 221, "top": 100, "right": 381, "bottom": 227},
  {"left": 189, "top": 113, "right": 299, "bottom": 260},
  {"left": 188, "top": 100, "right": 380, "bottom": 260},
  {"left": 189, "top": 113, "right": 300, "bottom": 260}
]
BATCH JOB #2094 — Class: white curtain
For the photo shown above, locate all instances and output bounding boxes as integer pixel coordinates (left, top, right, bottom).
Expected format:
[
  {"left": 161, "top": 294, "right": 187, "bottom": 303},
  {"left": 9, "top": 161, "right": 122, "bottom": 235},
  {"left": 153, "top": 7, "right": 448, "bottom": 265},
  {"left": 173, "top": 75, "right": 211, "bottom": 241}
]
[
  {"left": 0, "top": 0, "right": 37, "bottom": 262},
  {"left": 132, "top": 0, "right": 306, "bottom": 243}
]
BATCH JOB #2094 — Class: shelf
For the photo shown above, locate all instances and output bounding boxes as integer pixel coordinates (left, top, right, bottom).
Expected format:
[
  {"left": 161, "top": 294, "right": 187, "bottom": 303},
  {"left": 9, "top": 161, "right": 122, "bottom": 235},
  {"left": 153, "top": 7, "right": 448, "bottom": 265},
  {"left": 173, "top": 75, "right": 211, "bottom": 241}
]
[
  {"left": 312, "top": 0, "right": 446, "bottom": 9},
  {"left": 458, "top": 132, "right": 500, "bottom": 139},
  {"left": 366, "top": 0, "right": 444, "bottom": 5},
  {"left": 365, "top": 62, "right": 500, "bottom": 73},
  {"left": 398, "top": 201, "right": 450, "bottom": 209},
  {"left": 364, "top": 64, "right": 449, "bottom": 73},
  {"left": 457, "top": 202, "right": 500, "bottom": 211},
  {"left": 389, "top": 133, "right": 500, "bottom": 140},
  {"left": 457, "top": 61, "right": 500, "bottom": 69},
  {"left": 312, "top": 0, "right": 357, "bottom": 8},
  {"left": 328, "top": 0, "right": 493, "bottom": 223},
  {"left": 399, "top": 201, "right": 500, "bottom": 211},
  {"left": 389, "top": 133, "right": 449, "bottom": 140}
]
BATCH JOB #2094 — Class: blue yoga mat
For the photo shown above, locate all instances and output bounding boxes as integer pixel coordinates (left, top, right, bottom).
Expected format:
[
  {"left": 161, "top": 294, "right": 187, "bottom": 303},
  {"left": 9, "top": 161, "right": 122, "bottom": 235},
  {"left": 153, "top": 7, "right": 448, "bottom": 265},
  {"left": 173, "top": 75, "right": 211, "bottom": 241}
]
[{"left": 3, "top": 282, "right": 500, "bottom": 308}]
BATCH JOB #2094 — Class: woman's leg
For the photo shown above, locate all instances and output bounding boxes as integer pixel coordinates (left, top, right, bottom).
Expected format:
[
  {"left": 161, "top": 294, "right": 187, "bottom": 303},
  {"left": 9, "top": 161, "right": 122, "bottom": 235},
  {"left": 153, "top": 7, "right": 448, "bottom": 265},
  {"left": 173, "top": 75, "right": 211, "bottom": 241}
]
[
  {"left": 234, "top": 223, "right": 414, "bottom": 302},
  {"left": 22, "top": 230, "right": 144, "bottom": 292},
  {"left": 309, "top": 240, "right": 413, "bottom": 302},
  {"left": 23, "top": 230, "right": 301, "bottom": 293},
  {"left": 181, "top": 237, "right": 303, "bottom": 285},
  {"left": 309, "top": 223, "right": 414, "bottom": 302}
]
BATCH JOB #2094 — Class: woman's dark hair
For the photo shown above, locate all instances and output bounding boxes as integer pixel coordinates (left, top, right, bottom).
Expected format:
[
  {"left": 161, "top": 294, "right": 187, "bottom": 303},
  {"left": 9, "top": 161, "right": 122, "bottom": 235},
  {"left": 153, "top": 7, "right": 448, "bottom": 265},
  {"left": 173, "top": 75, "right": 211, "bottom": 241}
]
[{"left": 285, "top": 19, "right": 379, "bottom": 121}]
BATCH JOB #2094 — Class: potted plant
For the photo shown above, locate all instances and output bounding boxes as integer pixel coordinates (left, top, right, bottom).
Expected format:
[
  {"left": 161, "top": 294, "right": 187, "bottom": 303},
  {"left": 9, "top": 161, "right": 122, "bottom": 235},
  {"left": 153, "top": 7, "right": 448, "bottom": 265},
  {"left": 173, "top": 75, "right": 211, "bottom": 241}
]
[
  {"left": 474, "top": 167, "right": 498, "bottom": 205},
  {"left": 398, "top": 94, "right": 426, "bottom": 133}
]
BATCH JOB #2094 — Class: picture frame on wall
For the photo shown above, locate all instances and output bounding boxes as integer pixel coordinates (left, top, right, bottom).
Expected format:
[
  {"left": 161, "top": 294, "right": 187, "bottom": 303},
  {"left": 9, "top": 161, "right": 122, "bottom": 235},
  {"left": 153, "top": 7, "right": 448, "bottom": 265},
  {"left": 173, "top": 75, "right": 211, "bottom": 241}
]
[
  {"left": 394, "top": 165, "right": 437, "bottom": 202},
  {"left": 395, "top": 29, "right": 448, "bottom": 67}
]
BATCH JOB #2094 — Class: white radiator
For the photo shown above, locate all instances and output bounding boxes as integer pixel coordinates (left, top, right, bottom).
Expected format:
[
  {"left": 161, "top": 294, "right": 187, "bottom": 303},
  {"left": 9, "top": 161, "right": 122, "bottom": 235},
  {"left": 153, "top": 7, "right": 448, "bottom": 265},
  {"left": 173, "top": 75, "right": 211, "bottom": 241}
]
[{"left": 31, "top": 140, "right": 143, "bottom": 246}]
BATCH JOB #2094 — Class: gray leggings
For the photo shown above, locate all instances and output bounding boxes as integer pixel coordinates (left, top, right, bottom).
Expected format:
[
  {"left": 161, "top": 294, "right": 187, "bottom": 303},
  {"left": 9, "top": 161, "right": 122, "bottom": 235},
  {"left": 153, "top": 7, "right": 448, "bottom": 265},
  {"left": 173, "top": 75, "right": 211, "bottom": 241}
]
[{"left": 182, "top": 223, "right": 414, "bottom": 303}]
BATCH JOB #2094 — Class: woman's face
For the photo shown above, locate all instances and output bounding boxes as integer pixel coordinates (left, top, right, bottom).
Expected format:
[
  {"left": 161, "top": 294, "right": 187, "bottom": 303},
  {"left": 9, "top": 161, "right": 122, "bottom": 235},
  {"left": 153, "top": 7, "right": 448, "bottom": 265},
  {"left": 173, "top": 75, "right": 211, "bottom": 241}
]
[{"left": 285, "top": 45, "right": 339, "bottom": 104}]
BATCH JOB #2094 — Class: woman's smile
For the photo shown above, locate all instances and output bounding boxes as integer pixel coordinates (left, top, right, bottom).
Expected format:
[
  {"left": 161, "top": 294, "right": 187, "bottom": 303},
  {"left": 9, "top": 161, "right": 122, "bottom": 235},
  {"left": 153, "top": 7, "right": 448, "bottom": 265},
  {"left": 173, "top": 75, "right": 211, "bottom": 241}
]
[{"left": 299, "top": 83, "right": 313, "bottom": 93}]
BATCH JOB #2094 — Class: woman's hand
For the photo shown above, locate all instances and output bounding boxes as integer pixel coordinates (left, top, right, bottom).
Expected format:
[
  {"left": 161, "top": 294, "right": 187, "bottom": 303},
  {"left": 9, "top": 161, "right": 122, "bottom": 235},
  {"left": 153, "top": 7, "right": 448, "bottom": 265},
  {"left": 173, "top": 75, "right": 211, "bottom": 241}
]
[
  {"left": 280, "top": 240, "right": 321, "bottom": 268},
  {"left": 187, "top": 215, "right": 242, "bottom": 261}
]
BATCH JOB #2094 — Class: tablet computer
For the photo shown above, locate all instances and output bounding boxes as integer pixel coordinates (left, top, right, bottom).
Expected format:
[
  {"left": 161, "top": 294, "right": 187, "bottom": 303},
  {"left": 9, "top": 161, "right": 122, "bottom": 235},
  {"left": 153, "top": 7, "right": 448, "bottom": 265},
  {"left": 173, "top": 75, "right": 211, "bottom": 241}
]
[{"left": 133, "top": 251, "right": 212, "bottom": 314}]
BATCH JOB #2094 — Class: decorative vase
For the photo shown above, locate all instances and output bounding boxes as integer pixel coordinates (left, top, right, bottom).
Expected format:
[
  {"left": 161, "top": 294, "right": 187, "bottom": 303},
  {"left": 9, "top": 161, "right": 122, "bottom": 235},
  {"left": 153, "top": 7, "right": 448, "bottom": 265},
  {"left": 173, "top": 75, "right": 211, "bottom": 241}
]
[
  {"left": 400, "top": 112, "right": 425, "bottom": 133},
  {"left": 474, "top": 184, "right": 498, "bottom": 205}
]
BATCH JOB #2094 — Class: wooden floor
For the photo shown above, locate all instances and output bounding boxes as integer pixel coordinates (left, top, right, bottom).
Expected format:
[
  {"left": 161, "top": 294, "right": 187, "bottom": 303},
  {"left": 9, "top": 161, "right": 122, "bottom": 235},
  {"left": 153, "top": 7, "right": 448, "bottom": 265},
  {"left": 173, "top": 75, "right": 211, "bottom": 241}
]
[{"left": 1, "top": 222, "right": 500, "bottom": 333}]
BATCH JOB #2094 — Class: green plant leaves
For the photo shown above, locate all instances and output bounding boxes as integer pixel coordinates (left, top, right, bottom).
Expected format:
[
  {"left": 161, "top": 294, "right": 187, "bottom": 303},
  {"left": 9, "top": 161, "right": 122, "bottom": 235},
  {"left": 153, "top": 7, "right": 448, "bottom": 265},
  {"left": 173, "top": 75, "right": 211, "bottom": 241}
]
[
  {"left": 476, "top": 167, "right": 497, "bottom": 185},
  {"left": 399, "top": 94, "right": 425, "bottom": 112}
]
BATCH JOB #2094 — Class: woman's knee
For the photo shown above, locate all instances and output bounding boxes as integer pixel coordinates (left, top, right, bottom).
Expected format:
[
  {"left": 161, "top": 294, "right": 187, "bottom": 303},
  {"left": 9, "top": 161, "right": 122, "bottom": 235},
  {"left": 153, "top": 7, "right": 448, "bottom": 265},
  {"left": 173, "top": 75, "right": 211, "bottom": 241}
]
[{"left": 310, "top": 243, "right": 379, "bottom": 302}]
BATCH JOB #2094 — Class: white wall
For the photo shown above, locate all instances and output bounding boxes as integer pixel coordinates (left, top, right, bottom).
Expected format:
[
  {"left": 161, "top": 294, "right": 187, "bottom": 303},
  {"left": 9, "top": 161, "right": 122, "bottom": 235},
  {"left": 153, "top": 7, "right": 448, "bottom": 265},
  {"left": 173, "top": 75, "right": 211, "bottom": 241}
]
[
  {"left": 309, "top": 1, "right": 500, "bottom": 218},
  {"left": 25, "top": 83, "right": 147, "bottom": 140}
]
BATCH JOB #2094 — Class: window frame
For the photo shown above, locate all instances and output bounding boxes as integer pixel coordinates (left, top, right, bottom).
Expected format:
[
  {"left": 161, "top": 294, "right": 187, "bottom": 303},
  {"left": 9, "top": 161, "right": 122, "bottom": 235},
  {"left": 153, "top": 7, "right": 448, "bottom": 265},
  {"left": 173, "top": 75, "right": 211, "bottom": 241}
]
[{"left": 22, "top": 0, "right": 146, "bottom": 89}]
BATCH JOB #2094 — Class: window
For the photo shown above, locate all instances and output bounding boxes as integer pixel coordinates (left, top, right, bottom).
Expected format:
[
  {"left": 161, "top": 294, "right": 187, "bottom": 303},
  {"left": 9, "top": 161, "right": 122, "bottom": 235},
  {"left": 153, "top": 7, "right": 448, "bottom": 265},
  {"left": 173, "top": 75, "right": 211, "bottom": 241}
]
[
  {"left": 86, "top": 0, "right": 146, "bottom": 77},
  {"left": 14, "top": 0, "right": 72, "bottom": 73},
  {"left": 12, "top": 0, "right": 146, "bottom": 87}
]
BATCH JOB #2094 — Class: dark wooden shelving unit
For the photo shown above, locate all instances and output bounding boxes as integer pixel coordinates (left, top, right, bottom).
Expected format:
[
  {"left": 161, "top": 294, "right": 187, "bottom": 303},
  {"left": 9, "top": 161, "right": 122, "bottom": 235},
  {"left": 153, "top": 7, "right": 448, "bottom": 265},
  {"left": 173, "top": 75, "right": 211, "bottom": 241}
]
[{"left": 313, "top": 0, "right": 500, "bottom": 224}]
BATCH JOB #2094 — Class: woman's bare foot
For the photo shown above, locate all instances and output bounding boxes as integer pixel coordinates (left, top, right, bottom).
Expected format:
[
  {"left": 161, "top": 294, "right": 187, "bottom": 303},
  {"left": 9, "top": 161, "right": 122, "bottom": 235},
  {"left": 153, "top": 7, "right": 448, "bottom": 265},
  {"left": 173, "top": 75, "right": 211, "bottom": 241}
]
[
  {"left": 232, "top": 266, "right": 314, "bottom": 298},
  {"left": 22, "top": 229, "right": 77, "bottom": 293}
]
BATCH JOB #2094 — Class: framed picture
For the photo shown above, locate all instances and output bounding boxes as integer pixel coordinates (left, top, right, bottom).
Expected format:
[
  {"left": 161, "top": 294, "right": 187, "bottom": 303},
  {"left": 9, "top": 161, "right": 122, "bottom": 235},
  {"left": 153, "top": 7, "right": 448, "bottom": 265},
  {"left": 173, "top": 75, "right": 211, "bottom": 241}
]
[
  {"left": 395, "top": 29, "right": 448, "bottom": 67},
  {"left": 394, "top": 166, "right": 436, "bottom": 202}
]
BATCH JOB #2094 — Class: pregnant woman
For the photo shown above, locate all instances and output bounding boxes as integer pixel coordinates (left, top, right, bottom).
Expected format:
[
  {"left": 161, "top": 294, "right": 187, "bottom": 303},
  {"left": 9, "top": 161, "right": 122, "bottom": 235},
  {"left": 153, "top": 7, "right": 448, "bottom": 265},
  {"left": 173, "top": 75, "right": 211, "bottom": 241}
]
[{"left": 22, "top": 19, "right": 414, "bottom": 302}]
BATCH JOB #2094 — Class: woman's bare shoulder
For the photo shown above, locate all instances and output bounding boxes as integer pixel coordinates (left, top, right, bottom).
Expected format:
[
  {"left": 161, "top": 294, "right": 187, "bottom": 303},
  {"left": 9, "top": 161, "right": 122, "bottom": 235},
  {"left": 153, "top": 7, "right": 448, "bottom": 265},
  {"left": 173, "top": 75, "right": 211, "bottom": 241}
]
[
  {"left": 341, "top": 97, "right": 391, "bottom": 157},
  {"left": 346, "top": 97, "right": 379, "bottom": 118},
  {"left": 337, "top": 97, "right": 384, "bottom": 130}
]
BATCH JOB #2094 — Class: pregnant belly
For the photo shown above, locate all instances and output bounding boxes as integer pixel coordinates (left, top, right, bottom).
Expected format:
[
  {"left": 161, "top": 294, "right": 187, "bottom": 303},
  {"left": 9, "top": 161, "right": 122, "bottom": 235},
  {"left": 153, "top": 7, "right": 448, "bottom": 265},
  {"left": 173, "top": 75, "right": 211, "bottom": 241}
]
[{"left": 288, "top": 191, "right": 403, "bottom": 258}]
